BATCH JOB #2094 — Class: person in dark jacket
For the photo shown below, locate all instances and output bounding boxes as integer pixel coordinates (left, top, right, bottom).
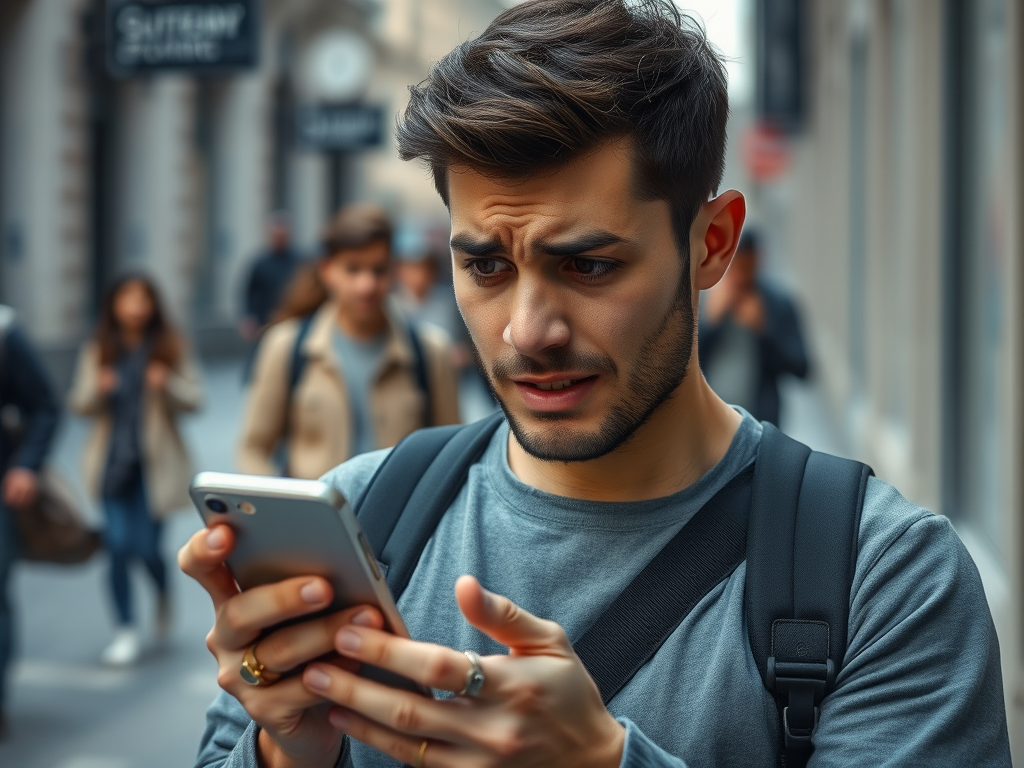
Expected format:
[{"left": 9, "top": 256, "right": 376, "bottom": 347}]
[
  {"left": 240, "top": 212, "right": 301, "bottom": 341},
  {"left": 698, "top": 230, "right": 809, "bottom": 425},
  {"left": 0, "top": 307, "right": 60, "bottom": 736}
]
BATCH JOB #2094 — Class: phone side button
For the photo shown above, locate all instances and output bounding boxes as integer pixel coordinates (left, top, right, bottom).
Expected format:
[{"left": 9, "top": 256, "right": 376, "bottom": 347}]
[{"left": 359, "top": 532, "right": 383, "bottom": 581}]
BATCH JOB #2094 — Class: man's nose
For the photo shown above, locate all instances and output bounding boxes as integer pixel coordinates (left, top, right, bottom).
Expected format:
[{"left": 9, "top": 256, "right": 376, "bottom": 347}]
[{"left": 504, "top": 280, "right": 570, "bottom": 356}]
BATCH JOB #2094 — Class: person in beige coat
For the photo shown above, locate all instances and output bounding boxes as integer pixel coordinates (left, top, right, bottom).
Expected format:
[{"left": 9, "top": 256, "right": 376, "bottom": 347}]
[
  {"left": 238, "top": 204, "right": 461, "bottom": 480},
  {"left": 69, "top": 273, "right": 202, "bottom": 667}
]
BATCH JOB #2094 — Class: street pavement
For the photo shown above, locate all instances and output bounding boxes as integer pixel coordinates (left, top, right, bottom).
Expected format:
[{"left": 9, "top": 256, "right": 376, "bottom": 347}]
[{"left": 0, "top": 357, "right": 836, "bottom": 768}]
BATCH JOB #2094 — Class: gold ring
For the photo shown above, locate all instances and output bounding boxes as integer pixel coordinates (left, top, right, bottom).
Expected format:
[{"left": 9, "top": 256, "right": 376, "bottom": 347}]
[
  {"left": 239, "top": 643, "right": 280, "bottom": 687},
  {"left": 414, "top": 740, "right": 429, "bottom": 768}
]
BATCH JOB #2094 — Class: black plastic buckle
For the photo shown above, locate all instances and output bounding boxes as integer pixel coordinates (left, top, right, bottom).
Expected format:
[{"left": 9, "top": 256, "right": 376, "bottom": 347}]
[{"left": 768, "top": 657, "right": 834, "bottom": 750}]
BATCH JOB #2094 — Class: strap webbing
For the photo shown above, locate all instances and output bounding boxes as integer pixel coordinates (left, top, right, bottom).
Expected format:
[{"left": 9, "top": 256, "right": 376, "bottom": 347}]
[
  {"left": 574, "top": 465, "right": 753, "bottom": 704},
  {"left": 355, "top": 414, "right": 504, "bottom": 599},
  {"left": 747, "top": 423, "right": 872, "bottom": 768},
  {"left": 405, "top": 323, "right": 432, "bottom": 426}
]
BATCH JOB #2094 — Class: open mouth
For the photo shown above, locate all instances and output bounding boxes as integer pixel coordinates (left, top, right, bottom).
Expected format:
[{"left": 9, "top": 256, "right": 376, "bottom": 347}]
[{"left": 519, "top": 376, "right": 595, "bottom": 391}]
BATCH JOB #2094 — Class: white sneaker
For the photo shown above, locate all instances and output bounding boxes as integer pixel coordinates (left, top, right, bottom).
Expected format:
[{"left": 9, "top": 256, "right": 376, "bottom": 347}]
[{"left": 101, "top": 628, "right": 142, "bottom": 667}]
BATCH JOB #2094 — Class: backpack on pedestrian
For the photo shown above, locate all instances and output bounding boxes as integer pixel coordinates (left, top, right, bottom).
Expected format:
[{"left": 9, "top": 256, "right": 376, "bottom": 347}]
[{"left": 348, "top": 414, "right": 871, "bottom": 768}]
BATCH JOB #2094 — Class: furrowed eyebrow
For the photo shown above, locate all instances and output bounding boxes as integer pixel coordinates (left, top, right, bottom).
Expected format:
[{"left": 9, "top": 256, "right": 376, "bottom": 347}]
[
  {"left": 450, "top": 234, "right": 502, "bottom": 256},
  {"left": 540, "top": 232, "right": 627, "bottom": 256}
]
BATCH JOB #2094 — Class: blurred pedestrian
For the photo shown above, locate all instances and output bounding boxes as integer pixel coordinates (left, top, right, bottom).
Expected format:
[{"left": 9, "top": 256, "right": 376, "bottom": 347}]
[
  {"left": 0, "top": 306, "right": 59, "bottom": 736},
  {"left": 393, "top": 224, "right": 466, "bottom": 348},
  {"left": 237, "top": 204, "right": 460, "bottom": 480},
  {"left": 240, "top": 211, "right": 301, "bottom": 340},
  {"left": 69, "top": 273, "right": 202, "bottom": 667},
  {"left": 698, "top": 229, "right": 809, "bottom": 425},
  {"left": 239, "top": 212, "right": 302, "bottom": 381}
]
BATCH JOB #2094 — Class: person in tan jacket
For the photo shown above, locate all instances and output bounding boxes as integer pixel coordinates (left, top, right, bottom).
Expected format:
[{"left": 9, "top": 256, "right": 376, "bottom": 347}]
[
  {"left": 69, "top": 273, "right": 202, "bottom": 667},
  {"left": 238, "top": 204, "right": 461, "bottom": 480}
]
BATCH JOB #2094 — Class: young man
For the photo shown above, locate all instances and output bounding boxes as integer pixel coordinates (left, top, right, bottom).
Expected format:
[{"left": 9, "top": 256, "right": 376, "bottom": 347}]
[
  {"left": 184, "top": 2, "right": 1011, "bottom": 767},
  {"left": 699, "top": 229, "right": 810, "bottom": 425},
  {"left": 237, "top": 205, "right": 460, "bottom": 479}
]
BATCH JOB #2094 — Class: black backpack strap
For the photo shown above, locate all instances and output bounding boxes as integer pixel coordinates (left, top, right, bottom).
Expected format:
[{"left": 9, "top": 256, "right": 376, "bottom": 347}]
[
  {"left": 355, "top": 413, "right": 504, "bottom": 601},
  {"left": 405, "top": 323, "right": 432, "bottom": 427},
  {"left": 573, "top": 464, "right": 753, "bottom": 704},
  {"left": 747, "top": 422, "right": 872, "bottom": 767},
  {"left": 288, "top": 313, "right": 316, "bottom": 397}
]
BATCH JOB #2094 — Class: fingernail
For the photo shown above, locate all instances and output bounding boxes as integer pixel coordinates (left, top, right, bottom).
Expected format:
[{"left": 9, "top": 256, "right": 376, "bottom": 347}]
[
  {"left": 481, "top": 587, "right": 496, "bottom": 608},
  {"left": 301, "top": 580, "right": 326, "bottom": 604},
  {"left": 336, "top": 628, "right": 362, "bottom": 652},
  {"left": 304, "top": 666, "right": 331, "bottom": 691},
  {"left": 206, "top": 528, "right": 226, "bottom": 551},
  {"left": 329, "top": 709, "right": 351, "bottom": 729},
  {"left": 351, "top": 609, "right": 375, "bottom": 627}
]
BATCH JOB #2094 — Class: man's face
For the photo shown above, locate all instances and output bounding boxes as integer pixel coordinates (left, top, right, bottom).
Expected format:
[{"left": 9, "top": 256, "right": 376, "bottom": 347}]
[
  {"left": 725, "top": 247, "right": 757, "bottom": 292},
  {"left": 449, "top": 141, "right": 696, "bottom": 462},
  {"left": 318, "top": 241, "right": 392, "bottom": 324},
  {"left": 269, "top": 222, "right": 290, "bottom": 252}
]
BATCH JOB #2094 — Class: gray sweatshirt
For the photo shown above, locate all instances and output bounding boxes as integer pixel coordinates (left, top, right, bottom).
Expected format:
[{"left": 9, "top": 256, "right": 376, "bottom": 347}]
[{"left": 196, "top": 413, "right": 1011, "bottom": 767}]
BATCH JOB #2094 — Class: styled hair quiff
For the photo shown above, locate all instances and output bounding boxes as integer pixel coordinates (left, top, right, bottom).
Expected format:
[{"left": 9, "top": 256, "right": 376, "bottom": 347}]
[{"left": 396, "top": 0, "right": 729, "bottom": 249}]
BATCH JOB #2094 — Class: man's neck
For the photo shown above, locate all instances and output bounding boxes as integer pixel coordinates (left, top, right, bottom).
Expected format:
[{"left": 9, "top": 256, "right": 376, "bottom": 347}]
[
  {"left": 506, "top": 373, "right": 742, "bottom": 502},
  {"left": 335, "top": 307, "right": 388, "bottom": 341}
]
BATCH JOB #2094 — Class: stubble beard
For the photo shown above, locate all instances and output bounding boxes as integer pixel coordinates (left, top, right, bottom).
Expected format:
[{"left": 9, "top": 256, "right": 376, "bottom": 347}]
[{"left": 472, "top": 276, "right": 695, "bottom": 463}]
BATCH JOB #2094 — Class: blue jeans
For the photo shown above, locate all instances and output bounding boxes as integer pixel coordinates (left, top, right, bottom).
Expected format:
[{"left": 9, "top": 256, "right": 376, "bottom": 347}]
[
  {"left": 0, "top": 504, "right": 18, "bottom": 707},
  {"left": 102, "top": 477, "right": 166, "bottom": 626}
]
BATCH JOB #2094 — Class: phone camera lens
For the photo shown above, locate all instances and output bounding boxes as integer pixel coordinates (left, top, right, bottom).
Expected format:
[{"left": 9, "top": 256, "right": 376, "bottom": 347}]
[{"left": 206, "top": 497, "right": 229, "bottom": 514}]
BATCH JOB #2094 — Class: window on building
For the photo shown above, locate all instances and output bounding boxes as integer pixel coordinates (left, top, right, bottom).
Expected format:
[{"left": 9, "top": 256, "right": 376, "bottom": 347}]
[{"left": 950, "top": 0, "right": 1011, "bottom": 555}]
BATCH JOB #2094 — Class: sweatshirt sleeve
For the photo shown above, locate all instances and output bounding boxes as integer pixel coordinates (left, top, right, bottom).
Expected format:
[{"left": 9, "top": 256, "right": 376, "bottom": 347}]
[
  {"left": 617, "top": 719, "right": 690, "bottom": 768},
  {"left": 194, "top": 691, "right": 260, "bottom": 768},
  {"left": 807, "top": 479, "right": 1011, "bottom": 766}
]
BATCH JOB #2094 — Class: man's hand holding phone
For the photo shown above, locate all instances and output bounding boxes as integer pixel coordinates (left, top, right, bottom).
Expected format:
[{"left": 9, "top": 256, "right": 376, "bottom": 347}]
[
  {"left": 300, "top": 575, "right": 625, "bottom": 768},
  {"left": 178, "top": 524, "right": 382, "bottom": 768}
]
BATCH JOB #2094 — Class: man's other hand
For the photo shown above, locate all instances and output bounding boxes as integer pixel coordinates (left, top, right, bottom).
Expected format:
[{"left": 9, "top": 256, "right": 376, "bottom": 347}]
[
  {"left": 305, "top": 575, "right": 626, "bottom": 768},
  {"left": 178, "top": 525, "right": 386, "bottom": 768},
  {"left": 2, "top": 467, "right": 38, "bottom": 509}
]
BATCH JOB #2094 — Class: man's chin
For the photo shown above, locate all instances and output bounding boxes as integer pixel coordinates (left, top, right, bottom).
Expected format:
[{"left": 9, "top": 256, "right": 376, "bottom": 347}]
[{"left": 503, "top": 409, "right": 627, "bottom": 463}]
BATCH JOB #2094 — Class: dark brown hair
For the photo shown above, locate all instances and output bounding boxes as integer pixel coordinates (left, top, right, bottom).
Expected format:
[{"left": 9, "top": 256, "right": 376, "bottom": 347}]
[
  {"left": 271, "top": 262, "right": 328, "bottom": 324},
  {"left": 320, "top": 203, "right": 393, "bottom": 257},
  {"left": 273, "top": 204, "right": 395, "bottom": 324},
  {"left": 96, "top": 272, "right": 183, "bottom": 368},
  {"left": 396, "top": 0, "right": 728, "bottom": 251}
]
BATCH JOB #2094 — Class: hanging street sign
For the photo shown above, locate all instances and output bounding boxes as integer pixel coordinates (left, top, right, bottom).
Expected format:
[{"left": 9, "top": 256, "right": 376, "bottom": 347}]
[
  {"left": 106, "top": 0, "right": 259, "bottom": 76},
  {"left": 296, "top": 104, "right": 386, "bottom": 152}
]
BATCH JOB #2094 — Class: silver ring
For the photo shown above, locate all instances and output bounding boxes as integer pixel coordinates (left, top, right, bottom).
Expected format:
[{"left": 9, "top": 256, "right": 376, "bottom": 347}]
[{"left": 458, "top": 649, "right": 485, "bottom": 697}]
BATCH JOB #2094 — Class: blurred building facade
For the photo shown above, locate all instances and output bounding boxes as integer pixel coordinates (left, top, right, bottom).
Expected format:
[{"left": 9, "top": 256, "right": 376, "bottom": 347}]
[
  {"left": 758, "top": 0, "right": 1023, "bottom": 753},
  {"left": 0, "top": 0, "right": 506, "bottom": 374}
]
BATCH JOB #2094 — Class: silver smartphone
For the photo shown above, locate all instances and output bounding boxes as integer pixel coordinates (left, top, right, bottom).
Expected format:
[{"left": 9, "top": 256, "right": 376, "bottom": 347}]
[{"left": 189, "top": 471, "right": 425, "bottom": 693}]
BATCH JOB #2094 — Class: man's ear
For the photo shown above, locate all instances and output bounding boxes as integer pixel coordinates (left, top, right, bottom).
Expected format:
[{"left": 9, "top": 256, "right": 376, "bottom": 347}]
[{"left": 691, "top": 190, "right": 746, "bottom": 291}]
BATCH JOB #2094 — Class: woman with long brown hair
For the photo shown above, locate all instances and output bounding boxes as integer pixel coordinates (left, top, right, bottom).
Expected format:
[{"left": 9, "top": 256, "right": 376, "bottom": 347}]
[{"left": 69, "top": 272, "right": 202, "bottom": 666}]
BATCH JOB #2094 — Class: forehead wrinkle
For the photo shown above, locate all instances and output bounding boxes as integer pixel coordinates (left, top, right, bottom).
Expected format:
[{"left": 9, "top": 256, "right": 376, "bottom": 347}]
[{"left": 471, "top": 199, "right": 567, "bottom": 265}]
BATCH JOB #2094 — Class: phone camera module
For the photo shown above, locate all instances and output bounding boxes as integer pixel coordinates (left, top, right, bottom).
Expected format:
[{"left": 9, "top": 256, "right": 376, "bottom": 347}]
[{"left": 205, "top": 497, "right": 229, "bottom": 514}]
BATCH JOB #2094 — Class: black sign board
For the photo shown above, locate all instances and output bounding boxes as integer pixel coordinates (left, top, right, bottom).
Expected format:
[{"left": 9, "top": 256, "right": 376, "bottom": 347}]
[
  {"left": 756, "top": 0, "right": 805, "bottom": 133},
  {"left": 296, "top": 105, "right": 385, "bottom": 152},
  {"left": 106, "top": 0, "right": 259, "bottom": 76}
]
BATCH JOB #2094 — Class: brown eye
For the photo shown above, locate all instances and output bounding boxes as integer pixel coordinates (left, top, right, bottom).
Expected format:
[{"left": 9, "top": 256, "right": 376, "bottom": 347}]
[{"left": 569, "top": 258, "right": 618, "bottom": 279}]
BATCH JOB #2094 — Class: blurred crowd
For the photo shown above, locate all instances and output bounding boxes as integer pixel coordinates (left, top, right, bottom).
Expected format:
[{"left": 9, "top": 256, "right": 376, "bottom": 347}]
[{"left": 0, "top": 199, "right": 503, "bottom": 736}]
